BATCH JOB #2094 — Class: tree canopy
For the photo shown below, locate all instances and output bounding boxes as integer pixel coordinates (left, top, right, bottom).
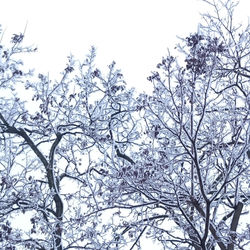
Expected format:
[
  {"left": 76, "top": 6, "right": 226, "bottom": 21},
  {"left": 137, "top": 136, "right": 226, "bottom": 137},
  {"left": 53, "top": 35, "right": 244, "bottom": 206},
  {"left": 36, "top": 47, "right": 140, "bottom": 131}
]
[{"left": 0, "top": 0, "right": 249, "bottom": 249}]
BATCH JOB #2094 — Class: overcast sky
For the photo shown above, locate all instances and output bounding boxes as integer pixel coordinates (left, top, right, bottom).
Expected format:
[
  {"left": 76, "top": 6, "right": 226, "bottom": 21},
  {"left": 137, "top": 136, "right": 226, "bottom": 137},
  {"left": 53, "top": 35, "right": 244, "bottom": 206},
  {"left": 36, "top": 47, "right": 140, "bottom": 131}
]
[
  {"left": 1, "top": 1, "right": 250, "bottom": 248},
  {"left": 0, "top": 0, "right": 199, "bottom": 91},
  {"left": 1, "top": 0, "right": 250, "bottom": 92}
]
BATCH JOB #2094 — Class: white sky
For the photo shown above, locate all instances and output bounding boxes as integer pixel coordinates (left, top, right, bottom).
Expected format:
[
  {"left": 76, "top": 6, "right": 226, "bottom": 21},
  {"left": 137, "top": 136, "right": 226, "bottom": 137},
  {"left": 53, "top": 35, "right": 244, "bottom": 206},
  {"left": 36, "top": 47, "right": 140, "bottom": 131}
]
[
  {"left": 0, "top": 0, "right": 249, "bottom": 92},
  {"left": 0, "top": 0, "right": 203, "bottom": 92},
  {"left": 1, "top": 0, "right": 250, "bottom": 92},
  {"left": 1, "top": 0, "right": 250, "bottom": 249}
]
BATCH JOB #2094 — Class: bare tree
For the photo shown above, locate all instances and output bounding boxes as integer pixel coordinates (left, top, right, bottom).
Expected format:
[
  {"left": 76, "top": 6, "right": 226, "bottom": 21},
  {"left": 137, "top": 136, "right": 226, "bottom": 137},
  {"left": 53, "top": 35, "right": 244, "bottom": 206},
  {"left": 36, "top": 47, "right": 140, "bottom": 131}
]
[
  {"left": 99, "top": 1, "right": 249, "bottom": 249},
  {"left": 0, "top": 31, "right": 137, "bottom": 249},
  {"left": 0, "top": 1, "right": 249, "bottom": 250}
]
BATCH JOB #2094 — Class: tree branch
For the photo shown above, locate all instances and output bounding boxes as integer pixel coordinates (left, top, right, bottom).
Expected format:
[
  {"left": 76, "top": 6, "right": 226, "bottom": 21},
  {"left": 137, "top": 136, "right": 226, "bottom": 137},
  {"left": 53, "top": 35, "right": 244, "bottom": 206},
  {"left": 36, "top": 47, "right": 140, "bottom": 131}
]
[{"left": 115, "top": 145, "right": 135, "bottom": 164}]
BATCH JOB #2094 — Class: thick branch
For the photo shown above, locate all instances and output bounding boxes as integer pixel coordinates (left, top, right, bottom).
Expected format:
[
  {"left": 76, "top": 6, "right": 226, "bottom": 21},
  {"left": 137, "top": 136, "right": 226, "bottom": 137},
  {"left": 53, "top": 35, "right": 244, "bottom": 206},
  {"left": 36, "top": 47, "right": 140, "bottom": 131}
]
[
  {"left": 228, "top": 202, "right": 244, "bottom": 250},
  {"left": 191, "top": 197, "right": 226, "bottom": 250},
  {"left": 115, "top": 145, "right": 135, "bottom": 164}
]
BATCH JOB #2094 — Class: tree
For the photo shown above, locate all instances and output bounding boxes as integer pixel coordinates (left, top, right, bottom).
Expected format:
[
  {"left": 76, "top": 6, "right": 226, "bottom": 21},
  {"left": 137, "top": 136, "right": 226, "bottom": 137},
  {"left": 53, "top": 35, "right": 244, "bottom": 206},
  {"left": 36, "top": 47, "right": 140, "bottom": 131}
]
[
  {"left": 96, "top": 1, "right": 249, "bottom": 249},
  {"left": 0, "top": 0, "right": 249, "bottom": 250},
  {"left": 0, "top": 29, "right": 138, "bottom": 249}
]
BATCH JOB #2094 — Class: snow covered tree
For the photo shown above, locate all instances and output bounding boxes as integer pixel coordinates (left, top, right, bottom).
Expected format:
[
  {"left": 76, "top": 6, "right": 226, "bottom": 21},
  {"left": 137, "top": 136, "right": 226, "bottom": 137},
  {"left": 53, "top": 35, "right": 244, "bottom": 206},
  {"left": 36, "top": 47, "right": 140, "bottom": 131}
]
[
  {"left": 0, "top": 29, "right": 138, "bottom": 249},
  {"left": 0, "top": 0, "right": 249, "bottom": 250},
  {"left": 99, "top": 1, "right": 249, "bottom": 249}
]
